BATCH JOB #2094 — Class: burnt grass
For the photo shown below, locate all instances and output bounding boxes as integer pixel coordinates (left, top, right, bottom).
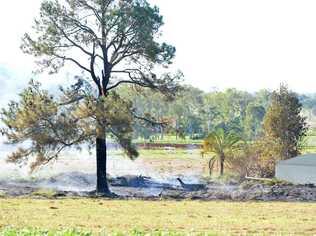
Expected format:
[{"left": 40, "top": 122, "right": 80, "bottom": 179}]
[{"left": 1, "top": 174, "right": 316, "bottom": 202}]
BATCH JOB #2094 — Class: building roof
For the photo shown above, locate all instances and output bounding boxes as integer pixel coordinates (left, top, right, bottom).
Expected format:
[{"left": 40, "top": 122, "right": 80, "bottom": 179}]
[{"left": 278, "top": 154, "right": 316, "bottom": 166}]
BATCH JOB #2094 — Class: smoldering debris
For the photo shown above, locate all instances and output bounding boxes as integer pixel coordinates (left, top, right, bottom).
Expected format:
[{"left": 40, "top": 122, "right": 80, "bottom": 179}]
[
  {"left": 1, "top": 172, "right": 316, "bottom": 201},
  {"left": 1, "top": 150, "right": 316, "bottom": 201},
  {"left": 0, "top": 172, "right": 179, "bottom": 198}
]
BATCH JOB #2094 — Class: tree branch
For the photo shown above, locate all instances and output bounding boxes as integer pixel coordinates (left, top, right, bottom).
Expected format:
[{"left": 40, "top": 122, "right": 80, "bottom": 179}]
[
  {"left": 52, "top": 21, "right": 93, "bottom": 57},
  {"left": 53, "top": 54, "right": 91, "bottom": 73},
  {"left": 77, "top": 0, "right": 102, "bottom": 23},
  {"left": 58, "top": 95, "right": 85, "bottom": 106},
  {"left": 107, "top": 69, "right": 151, "bottom": 91},
  {"left": 132, "top": 112, "right": 168, "bottom": 128},
  {"left": 90, "top": 42, "right": 102, "bottom": 94}
]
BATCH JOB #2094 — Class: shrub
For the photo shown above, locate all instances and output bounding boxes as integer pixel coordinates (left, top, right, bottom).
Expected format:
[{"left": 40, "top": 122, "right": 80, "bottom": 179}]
[{"left": 228, "top": 138, "right": 283, "bottom": 178}]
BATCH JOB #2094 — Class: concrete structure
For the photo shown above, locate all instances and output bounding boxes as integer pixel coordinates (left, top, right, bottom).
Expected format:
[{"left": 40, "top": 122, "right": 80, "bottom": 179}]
[{"left": 276, "top": 154, "right": 316, "bottom": 185}]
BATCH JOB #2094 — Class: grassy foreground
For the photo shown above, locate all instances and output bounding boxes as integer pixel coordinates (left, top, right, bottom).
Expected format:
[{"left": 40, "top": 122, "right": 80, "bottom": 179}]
[{"left": 0, "top": 199, "right": 316, "bottom": 235}]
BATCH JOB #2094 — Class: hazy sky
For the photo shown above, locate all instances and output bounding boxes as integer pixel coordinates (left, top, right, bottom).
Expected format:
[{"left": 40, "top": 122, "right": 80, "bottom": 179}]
[{"left": 1, "top": 0, "right": 316, "bottom": 93}]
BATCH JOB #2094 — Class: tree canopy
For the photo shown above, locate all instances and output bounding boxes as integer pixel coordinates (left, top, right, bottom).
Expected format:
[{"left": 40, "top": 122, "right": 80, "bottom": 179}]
[
  {"left": 2, "top": 0, "right": 182, "bottom": 193},
  {"left": 21, "top": 0, "right": 179, "bottom": 96}
]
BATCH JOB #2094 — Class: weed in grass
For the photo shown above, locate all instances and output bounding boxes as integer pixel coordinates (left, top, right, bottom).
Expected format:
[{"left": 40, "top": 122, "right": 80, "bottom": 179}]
[
  {"left": 263, "top": 178, "right": 293, "bottom": 186},
  {"left": 31, "top": 189, "right": 58, "bottom": 198},
  {"left": 0, "top": 228, "right": 91, "bottom": 236},
  {"left": 0, "top": 229, "right": 218, "bottom": 236},
  {"left": 0, "top": 191, "right": 6, "bottom": 198}
]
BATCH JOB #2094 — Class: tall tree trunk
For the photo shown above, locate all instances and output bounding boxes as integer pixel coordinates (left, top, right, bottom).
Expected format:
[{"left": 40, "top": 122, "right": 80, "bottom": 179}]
[
  {"left": 96, "top": 115, "right": 110, "bottom": 194},
  {"left": 220, "top": 154, "right": 225, "bottom": 176}
]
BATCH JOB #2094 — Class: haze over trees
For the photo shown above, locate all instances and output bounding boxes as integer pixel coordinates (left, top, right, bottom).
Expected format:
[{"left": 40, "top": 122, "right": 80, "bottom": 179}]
[
  {"left": 0, "top": 0, "right": 181, "bottom": 194},
  {"left": 129, "top": 85, "right": 307, "bottom": 178},
  {"left": 125, "top": 86, "right": 271, "bottom": 141}
]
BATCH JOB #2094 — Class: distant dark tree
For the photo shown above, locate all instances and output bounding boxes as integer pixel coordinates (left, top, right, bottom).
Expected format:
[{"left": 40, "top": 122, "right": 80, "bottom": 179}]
[
  {"left": 244, "top": 104, "right": 266, "bottom": 139},
  {"left": 1, "top": 0, "right": 181, "bottom": 194},
  {"left": 263, "top": 84, "right": 308, "bottom": 160}
]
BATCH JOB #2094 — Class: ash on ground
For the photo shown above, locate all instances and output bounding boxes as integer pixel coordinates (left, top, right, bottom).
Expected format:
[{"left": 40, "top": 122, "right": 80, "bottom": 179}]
[{"left": 1, "top": 173, "right": 316, "bottom": 202}]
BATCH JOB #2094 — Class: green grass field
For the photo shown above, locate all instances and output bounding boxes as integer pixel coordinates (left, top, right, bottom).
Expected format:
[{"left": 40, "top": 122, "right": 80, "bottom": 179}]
[
  {"left": 135, "top": 134, "right": 316, "bottom": 155},
  {"left": 135, "top": 135, "right": 202, "bottom": 145},
  {"left": 1, "top": 199, "right": 316, "bottom": 235}
]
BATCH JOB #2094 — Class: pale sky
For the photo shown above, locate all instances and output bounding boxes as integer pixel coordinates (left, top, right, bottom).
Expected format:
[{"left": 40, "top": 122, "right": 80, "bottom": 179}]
[{"left": 1, "top": 0, "right": 316, "bottom": 93}]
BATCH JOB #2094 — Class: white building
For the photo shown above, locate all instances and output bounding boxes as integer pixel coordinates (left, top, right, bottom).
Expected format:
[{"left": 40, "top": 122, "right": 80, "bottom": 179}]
[{"left": 276, "top": 154, "right": 316, "bottom": 185}]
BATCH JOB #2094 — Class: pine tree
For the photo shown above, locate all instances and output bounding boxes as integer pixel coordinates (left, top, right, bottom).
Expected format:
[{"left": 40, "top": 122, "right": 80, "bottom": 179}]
[{"left": 263, "top": 84, "right": 308, "bottom": 160}]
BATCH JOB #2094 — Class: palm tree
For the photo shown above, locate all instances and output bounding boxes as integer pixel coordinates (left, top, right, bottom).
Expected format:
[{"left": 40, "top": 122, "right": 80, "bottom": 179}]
[{"left": 202, "top": 127, "right": 241, "bottom": 176}]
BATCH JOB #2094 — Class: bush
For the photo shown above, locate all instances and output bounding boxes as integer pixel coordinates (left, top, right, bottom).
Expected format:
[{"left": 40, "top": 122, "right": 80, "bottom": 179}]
[
  {"left": 228, "top": 138, "right": 284, "bottom": 178},
  {"left": 227, "top": 143, "right": 253, "bottom": 178},
  {"left": 245, "top": 138, "right": 283, "bottom": 178}
]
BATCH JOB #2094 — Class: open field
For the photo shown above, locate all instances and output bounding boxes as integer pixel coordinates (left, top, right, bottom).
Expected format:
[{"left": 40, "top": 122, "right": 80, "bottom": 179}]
[
  {"left": 133, "top": 135, "right": 316, "bottom": 157},
  {"left": 135, "top": 134, "right": 316, "bottom": 154},
  {"left": 1, "top": 199, "right": 316, "bottom": 235},
  {"left": 135, "top": 136, "right": 203, "bottom": 145},
  {"left": 109, "top": 149, "right": 209, "bottom": 178}
]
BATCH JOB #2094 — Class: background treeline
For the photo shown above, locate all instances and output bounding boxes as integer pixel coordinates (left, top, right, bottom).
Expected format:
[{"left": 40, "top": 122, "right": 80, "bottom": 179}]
[
  {"left": 119, "top": 85, "right": 314, "bottom": 142},
  {"left": 119, "top": 85, "right": 310, "bottom": 178}
]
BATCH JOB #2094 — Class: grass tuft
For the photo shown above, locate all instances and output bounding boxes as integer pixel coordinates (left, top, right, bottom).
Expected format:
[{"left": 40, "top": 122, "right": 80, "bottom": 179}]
[
  {"left": 0, "top": 191, "right": 6, "bottom": 199},
  {"left": 0, "top": 228, "right": 91, "bottom": 236},
  {"left": 31, "top": 189, "right": 58, "bottom": 198}
]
